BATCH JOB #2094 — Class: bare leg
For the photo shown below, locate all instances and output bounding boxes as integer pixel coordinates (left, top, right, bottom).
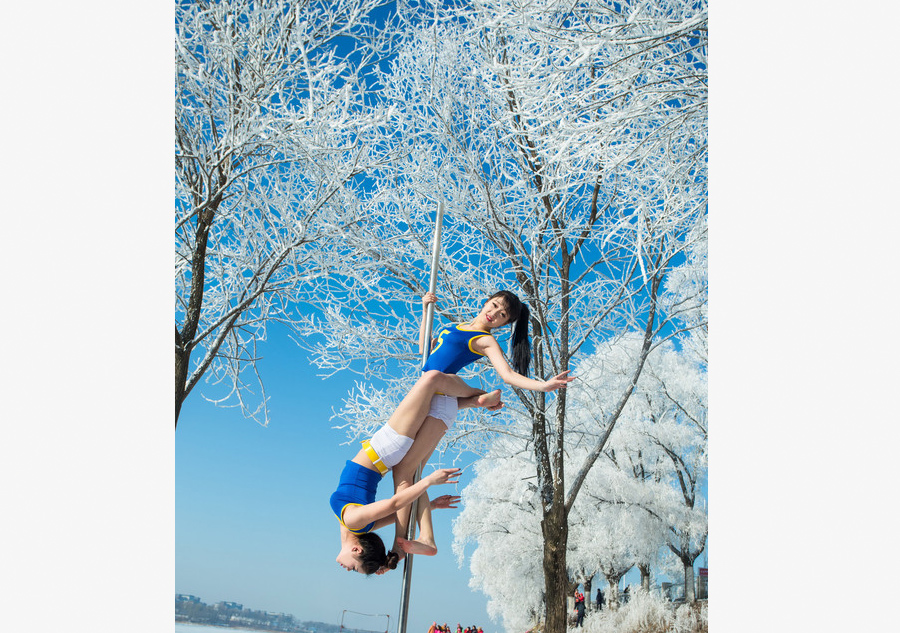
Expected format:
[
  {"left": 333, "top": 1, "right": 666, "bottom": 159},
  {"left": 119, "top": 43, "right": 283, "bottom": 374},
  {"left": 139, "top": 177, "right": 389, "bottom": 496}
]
[
  {"left": 426, "top": 370, "right": 487, "bottom": 399},
  {"left": 386, "top": 371, "right": 485, "bottom": 439},
  {"left": 392, "top": 387, "right": 502, "bottom": 493},
  {"left": 438, "top": 374, "right": 483, "bottom": 398},
  {"left": 389, "top": 393, "right": 496, "bottom": 556},
  {"left": 396, "top": 490, "right": 438, "bottom": 556},
  {"left": 387, "top": 376, "right": 501, "bottom": 553},
  {"left": 391, "top": 416, "right": 446, "bottom": 551}
]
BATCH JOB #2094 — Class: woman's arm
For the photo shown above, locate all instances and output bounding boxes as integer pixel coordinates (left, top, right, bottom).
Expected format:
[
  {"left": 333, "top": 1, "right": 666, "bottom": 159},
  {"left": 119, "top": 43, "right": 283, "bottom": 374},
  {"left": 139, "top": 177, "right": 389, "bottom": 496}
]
[
  {"left": 369, "top": 514, "right": 399, "bottom": 531},
  {"left": 475, "top": 336, "right": 575, "bottom": 392},
  {"left": 341, "top": 467, "right": 460, "bottom": 531},
  {"left": 368, "top": 495, "right": 459, "bottom": 531}
]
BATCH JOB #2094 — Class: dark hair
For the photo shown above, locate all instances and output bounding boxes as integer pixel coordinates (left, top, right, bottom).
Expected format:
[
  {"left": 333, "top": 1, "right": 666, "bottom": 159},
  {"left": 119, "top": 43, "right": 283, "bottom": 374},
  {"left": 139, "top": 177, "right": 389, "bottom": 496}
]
[
  {"left": 487, "top": 290, "right": 531, "bottom": 376},
  {"left": 356, "top": 532, "right": 399, "bottom": 575}
]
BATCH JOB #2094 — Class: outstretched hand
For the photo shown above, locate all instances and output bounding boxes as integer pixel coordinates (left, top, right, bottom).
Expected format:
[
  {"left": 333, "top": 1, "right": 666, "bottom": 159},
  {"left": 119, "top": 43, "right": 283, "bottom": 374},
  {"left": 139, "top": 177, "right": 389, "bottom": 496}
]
[
  {"left": 542, "top": 370, "right": 576, "bottom": 392},
  {"left": 427, "top": 467, "right": 461, "bottom": 486},
  {"left": 431, "top": 494, "right": 462, "bottom": 510}
]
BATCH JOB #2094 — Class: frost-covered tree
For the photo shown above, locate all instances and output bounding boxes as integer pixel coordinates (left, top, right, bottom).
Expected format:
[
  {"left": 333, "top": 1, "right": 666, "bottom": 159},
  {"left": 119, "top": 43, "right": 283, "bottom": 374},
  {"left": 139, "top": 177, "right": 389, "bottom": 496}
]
[
  {"left": 452, "top": 443, "right": 547, "bottom": 633},
  {"left": 300, "top": 1, "right": 706, "bottom": 630},
  {"left": 174, "top": 0, "right": 398, "bottom": 427},
  {"left": 453, "top": 335, "right": 706, "bottom": 625},
  {"left": 569, "top": 490, "right": 634, "bottom": 612},
  {"left": 599, "top": 561, "right": 633, "bottom": 612},
  {"left": 641, "top": 347, "right": 707, "bottom": 604},
  {"left": 571, "top": 336, "right": 708, "bottom": 604}
]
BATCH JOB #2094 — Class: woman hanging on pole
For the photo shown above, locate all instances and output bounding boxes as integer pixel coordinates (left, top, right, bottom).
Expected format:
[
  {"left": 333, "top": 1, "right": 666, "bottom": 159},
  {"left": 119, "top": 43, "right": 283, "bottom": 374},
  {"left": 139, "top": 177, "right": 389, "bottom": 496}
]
[
  {"left": 414, "top": 290, "right": 575, "bottom": 431},
  {"left": 383, "top": 290, "right": 574, "bottom": 560},
  {"left": 331, "top": 370, "right": 502, "bottom": 575},
  {"left": 380, "top": 291, "right": 573, "bottom": 563}
]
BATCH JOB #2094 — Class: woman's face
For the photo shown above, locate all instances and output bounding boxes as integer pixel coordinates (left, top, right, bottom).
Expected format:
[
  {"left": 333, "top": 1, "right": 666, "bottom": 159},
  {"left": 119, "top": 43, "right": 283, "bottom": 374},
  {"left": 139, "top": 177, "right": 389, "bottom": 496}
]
[
  {"left": 335, "top": 543, "right": 364, "bottom": 573},
  {"left": 477, "top": 297, "right": 512, "bottom": 329}
]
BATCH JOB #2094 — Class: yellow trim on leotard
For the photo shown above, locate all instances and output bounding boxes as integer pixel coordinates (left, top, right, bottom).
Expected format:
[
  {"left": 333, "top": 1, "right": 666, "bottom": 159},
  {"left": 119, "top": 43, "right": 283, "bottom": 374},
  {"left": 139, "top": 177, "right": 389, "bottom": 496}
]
[
  {"left": 338, "top": 503, "right": 368, "bottom": 534},
  {"left": 467, "top": 334, "right": 488, "bottom": 355},
  {"left": 455, "top": 322, "right": 490, "bottom": 357}
]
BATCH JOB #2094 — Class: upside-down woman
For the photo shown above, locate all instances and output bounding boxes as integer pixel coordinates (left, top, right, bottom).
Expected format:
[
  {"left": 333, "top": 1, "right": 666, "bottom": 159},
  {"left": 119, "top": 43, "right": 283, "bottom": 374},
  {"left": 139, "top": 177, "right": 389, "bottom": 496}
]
[{"left": 331, "top": 370, "right": 501, "bottom": 574}]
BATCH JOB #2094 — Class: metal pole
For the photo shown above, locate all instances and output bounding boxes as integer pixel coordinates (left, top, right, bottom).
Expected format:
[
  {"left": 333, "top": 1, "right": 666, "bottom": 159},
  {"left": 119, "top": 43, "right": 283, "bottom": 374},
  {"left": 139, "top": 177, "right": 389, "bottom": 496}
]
[
  {"left": 420, "top": 201, "right": 445, "bottom": 368},
  {"left": 397, "top": 201, "right": 445, "bottom": 633}
]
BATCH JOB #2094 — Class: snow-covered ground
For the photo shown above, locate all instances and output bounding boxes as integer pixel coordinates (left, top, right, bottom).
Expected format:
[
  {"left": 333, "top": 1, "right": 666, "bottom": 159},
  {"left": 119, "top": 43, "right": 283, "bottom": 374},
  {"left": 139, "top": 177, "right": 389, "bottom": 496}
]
[{"left": 570, "top": 590, "right": 707, "bottom": 633}]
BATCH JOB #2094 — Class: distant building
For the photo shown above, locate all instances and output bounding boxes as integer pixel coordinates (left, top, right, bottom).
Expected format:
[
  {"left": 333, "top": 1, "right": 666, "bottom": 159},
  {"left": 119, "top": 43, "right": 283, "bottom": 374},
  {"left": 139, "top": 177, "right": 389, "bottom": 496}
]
[
  {"left": 176, "top": 594, "right": 201, "bottom": 604},
  {"left": 215, "top": 601, "right": 244, "bottom": 610}
]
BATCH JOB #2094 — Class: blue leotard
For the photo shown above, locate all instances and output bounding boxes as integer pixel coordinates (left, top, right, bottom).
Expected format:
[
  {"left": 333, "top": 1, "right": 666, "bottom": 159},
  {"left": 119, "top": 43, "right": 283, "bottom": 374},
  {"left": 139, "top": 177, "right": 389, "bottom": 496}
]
[
  {"left": 422, "top": 323, "right": 490, "bottom": 374},
  {"left": 330, "top": 460, "right": 382, "bottom": 534}
]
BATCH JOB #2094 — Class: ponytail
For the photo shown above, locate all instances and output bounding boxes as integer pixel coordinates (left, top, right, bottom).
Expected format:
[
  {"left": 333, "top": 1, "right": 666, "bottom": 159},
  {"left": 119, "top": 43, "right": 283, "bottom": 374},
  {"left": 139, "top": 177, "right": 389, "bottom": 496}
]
[
  {"left": 509, "top": 303, "right": 531, "bottom": 376},
  {"left": 486, "top": 290, "right": 532, "bottom": 376},
  {"left": 385, "top": 550, "right": 400, "bottom": 570}
]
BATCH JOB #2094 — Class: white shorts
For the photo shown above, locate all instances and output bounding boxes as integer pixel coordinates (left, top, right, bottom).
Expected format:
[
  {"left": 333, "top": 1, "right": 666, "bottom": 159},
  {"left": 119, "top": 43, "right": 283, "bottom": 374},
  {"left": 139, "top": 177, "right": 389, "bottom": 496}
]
[
  {"left": 368, "top": 424, "right": 415, "bottom": 470},
  {"left": 427, "top": 394, "right": 459, "bottom": 430}
]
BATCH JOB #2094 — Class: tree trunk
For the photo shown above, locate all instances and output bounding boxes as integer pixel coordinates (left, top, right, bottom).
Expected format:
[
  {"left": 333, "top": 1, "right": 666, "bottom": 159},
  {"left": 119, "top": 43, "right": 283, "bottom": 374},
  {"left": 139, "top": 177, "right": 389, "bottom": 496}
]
[
  {"left": 638, "top": 563, "right": 651, "bottom": 592},
  {"left": 605, "top": 584, "right": 619, "bottom": 612},
  {"left": 541, "top": 502, "right": 570, "bottom": 633},
  {"left": 602, "top": 568, "right": 628, "bottom": 612},
  {"left": 174, "top": 179, "right": 221, "bottom": 430},
  {"left": 682, "top": 560, "right": 696, "bottom": 604},
  {"left": 584, "top": 578, "right": 592, "bottom": 612},
  {"left": 175, "top": 342, "right": 189, "bottom": 426}
]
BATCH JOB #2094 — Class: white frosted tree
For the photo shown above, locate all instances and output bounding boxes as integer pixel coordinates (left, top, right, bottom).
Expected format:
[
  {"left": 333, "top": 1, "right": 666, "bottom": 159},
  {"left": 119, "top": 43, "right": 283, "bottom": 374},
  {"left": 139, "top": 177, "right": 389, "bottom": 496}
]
[
  {"left": 174, "top": 0, "right": 399, "bottom": 427},
  {"left": 573, "top": 488, "right": 668, "bottom": 606},
  {"left": 452, "top": 444, "right": 547, "bottom": 633},
  {"left": 299, "top": 1, "right": 706, "bottom": 631},
  {"left": 567, "top": 467, "right": 639, "bottom": 612},
  {"left": 627, "top": 343, "right": 707, "bottom": 604},
  {"left": 450, "top": 333, "right": 706, "bottom": 626},
  {"left": 569, "top": 336, "right": 708, "bottom": 605}
]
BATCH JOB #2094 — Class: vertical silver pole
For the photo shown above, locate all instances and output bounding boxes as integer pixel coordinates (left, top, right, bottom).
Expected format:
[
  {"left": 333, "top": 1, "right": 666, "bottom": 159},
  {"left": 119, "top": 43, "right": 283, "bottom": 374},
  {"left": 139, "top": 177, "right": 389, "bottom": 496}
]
[
  {"left": 397, "top": 201, "right": 445, "bottom": 633},
  {"left": 420, "top": 201, "right": 444, "bottom": 368}
]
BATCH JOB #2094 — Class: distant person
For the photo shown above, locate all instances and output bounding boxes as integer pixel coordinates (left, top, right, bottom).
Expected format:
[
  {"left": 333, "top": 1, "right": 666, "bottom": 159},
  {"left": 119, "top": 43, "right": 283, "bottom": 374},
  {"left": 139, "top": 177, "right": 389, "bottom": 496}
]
[
  {"left": 596, "top": 588, "right": 605, "bottom": 611},
  {"left": 332, "top": 371, "right": 502, "bottom": 574},
  {"left": 575, "top": 591, "right": 585, "bottom": 627}
]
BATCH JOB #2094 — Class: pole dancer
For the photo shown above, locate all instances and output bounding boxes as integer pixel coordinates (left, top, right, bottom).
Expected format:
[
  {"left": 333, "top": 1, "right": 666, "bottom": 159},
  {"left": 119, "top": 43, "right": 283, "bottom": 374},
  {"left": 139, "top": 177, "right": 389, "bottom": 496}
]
[{"left": 331, "top": 369, "right": 501, "bottom": 574}]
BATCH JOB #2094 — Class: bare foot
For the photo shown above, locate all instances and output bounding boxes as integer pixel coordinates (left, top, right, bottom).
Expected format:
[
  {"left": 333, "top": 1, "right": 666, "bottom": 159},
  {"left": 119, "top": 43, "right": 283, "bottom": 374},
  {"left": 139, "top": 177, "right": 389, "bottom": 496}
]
[
  {"left": 396, "top": 536, "right": 438, "bottom": 556},
  {"left": 476, "top": 389, "right": 502, "bottom": 410},
  {"left": 390, "top": 546, "right": 407, "bottom": 562}
]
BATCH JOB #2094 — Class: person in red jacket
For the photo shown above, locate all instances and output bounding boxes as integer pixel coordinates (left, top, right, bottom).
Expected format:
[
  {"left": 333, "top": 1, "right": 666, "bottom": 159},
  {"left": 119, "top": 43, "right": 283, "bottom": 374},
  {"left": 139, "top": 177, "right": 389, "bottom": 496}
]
[{"left": 574, "top": 591, "right": 585, "bottom": 627}]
